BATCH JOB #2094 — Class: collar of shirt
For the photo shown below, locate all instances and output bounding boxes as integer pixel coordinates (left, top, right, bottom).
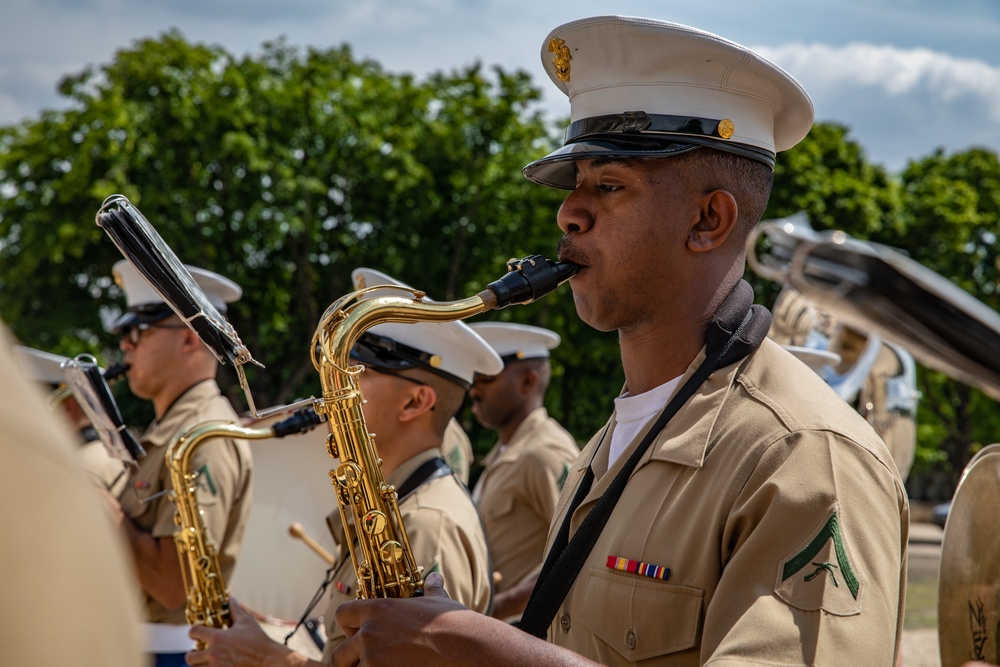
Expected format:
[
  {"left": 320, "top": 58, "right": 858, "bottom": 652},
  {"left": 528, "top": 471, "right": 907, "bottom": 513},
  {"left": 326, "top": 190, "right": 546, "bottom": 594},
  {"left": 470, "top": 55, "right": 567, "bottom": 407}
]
[
  {"left": 140, "top": 379, "right": 223, "bottom": 449},
  {"left": 481, "top": 407, "right": 551, "bottom": 468}
]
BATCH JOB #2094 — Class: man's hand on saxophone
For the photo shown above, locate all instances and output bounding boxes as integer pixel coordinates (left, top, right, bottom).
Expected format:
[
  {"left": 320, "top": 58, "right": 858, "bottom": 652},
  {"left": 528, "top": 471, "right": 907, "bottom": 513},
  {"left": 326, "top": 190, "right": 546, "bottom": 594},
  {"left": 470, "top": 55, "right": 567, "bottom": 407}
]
[{"left": 187, "top": 599, "right": 319, "bottom": 667}]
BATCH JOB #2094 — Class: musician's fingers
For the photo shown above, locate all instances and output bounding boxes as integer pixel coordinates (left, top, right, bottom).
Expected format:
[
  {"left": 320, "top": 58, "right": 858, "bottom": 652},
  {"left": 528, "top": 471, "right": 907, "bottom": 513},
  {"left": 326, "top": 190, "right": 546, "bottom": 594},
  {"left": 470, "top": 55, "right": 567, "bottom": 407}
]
[
  {"left": 423, "top": 571, "right": 450, "bottom": 598},
  {"left": 228, "top": 597, "right": 253, "bottom": 623},
  {"left": 336, "top": 599, "right": 364, "bottom": 639},
  {"left": 184, "top": 647, "right": 210, "bottom": 666}
]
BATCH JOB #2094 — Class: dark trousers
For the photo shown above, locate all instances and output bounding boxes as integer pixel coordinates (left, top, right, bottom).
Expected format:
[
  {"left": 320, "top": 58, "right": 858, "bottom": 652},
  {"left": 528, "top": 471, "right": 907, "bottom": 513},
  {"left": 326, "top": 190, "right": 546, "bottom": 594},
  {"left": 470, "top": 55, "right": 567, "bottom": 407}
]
[{"left": 153, "top": 653, "right": 189, "bottom": 667}]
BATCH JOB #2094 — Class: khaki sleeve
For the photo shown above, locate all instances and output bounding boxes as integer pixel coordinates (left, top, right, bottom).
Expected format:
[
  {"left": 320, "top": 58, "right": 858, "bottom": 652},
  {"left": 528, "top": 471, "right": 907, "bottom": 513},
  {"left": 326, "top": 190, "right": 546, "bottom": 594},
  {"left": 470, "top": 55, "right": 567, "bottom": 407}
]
[
  {"left": 702, "top": 429, "right": 907, "bottom": 666},
  {"left": 149, "top": 437, "right": 246, "bottom": 543},
  {"left": 405, "top": 505, "right": 490, "bottom": 614},
  {"left": 522, "top": 445, "right": 575, "bottom": 526}
]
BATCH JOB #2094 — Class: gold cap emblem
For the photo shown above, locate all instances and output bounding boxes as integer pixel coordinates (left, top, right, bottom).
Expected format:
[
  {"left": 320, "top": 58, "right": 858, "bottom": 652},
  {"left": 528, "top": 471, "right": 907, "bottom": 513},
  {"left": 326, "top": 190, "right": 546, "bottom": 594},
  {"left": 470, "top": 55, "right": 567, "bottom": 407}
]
[
  {"left": 718, "top": 119, "right": 735, "bottom": 139},
  {"left": 354, "top": 275, "right": 367, "bottom": 289},
  {"left": 113, "top": 269, "right": 124, "bottom": 289},
  {"left": 429, "top": 355, "right": 442, "bottom": 368},
  {"left": 548, "top": 37, "right": 572, "bottom": 82}
]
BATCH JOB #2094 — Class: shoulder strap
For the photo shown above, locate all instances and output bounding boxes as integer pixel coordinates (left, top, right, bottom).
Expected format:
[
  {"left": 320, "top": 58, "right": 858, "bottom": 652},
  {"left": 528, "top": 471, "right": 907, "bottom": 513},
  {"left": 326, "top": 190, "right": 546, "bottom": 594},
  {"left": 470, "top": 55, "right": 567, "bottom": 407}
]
[
  {"left": 396, "top": 456, "right": 454, "bottom": 500},
  {"left": 517, "top": 280, "right": 770, "bottom": 638}
]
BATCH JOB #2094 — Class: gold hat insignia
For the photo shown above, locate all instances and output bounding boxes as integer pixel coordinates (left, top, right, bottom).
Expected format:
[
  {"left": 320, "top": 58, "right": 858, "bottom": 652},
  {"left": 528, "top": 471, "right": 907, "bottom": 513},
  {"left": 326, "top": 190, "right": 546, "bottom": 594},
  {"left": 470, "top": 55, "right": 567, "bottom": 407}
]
[
  {"left": 548, "top": 38, "right": 571, "bottom": 82},
  {"left": 718, "top": 119, "right": 735, "bottom": 140},
  {"left": 429, "top": 355, "right": 442, "bottom": 368}
]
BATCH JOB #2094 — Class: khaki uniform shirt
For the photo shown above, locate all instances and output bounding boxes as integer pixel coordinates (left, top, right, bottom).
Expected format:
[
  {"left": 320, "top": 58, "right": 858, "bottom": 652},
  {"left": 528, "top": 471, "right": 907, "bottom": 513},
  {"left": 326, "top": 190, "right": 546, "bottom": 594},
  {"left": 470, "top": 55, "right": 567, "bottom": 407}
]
[
  {"left": 78, "top": 431, "right": 128, "bottom": 495},
  {"left": 118, "top": 379, "right": 253, "bottom": 625},
  {"left": 321, "top": 448, "right": 491, "bottom": 658},
  {"left": 473, "top": 407, "right": 578, "bottom": 592},
  {"left": 443, "top": 417, "right": 474, "bottom": 485},
  {"left": 546, "top": 339, "right": 908, "bottom": 666},
  {"left": 2, "top": 327, "right": 144, "bottom": 666}
]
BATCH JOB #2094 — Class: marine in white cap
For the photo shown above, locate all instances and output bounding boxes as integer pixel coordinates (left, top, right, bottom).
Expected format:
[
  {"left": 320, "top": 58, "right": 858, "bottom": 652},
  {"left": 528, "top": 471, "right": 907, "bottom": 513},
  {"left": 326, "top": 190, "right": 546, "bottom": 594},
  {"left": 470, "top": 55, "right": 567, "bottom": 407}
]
[
  {"left": 188, "top": 267, "right": 499, "bottom": 665},
  {"left": 13, "top": 345, "right": 127, "bottom": 493},
  {"left": 101, "top": 260, "right": 253, "bottom": 667},
  {"left": 326, "top": 15, "right": 907, "bottom": 667},
  {"left": 467, "top": 322, "right": 578, "bottom": 620},
  {"left": 350, "top": 268, "right": 488, "bottom": 485}
]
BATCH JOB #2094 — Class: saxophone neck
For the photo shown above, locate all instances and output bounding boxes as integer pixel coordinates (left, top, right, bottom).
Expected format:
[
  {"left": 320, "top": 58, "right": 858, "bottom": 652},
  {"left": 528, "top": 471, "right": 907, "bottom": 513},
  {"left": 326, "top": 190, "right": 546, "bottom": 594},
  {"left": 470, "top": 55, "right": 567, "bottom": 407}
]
[{"left": 311, "top": 255, "right": 580, "bottom": 379}]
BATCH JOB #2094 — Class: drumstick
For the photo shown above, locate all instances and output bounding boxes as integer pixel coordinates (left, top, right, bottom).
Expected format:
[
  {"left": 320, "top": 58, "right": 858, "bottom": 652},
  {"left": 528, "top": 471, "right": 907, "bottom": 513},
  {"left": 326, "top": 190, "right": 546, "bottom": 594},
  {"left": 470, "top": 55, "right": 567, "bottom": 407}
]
[{"left": 289, "top": 522, "right": 335, "bottom": 565}]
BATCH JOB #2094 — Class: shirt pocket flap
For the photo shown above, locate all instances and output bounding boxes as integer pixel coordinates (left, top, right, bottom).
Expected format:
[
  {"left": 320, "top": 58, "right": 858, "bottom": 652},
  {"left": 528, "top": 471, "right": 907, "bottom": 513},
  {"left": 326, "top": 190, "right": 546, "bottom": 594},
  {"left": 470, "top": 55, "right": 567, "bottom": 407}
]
[
  {"left": 483, "top": 492, "right": 515, "bottom": 521},
  {"left": 579, "top": 567, "right": 704, "bottom": 662}
]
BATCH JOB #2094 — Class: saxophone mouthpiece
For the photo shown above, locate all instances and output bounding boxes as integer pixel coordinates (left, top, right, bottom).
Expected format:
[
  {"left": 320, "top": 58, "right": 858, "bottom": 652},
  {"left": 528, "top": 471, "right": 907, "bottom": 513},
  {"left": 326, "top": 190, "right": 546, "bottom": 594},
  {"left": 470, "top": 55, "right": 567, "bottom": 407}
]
[
  {"left": 486, "top": 255, "right": 580, "bottom": 309},
  {"left": 103, "top": 362, "right": 130, "bottom": 383}
]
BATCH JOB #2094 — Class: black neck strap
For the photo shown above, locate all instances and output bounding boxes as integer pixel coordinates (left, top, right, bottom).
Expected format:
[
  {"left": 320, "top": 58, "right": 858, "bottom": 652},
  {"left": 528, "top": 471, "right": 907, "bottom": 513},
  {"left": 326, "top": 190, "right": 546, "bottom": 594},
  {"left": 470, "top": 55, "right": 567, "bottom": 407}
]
[
  {"left": 517, "top": 280, "right": 770, "bottom": 638},
  {"left": 396, "top": 456, "right": 454, "bottom": 500}
]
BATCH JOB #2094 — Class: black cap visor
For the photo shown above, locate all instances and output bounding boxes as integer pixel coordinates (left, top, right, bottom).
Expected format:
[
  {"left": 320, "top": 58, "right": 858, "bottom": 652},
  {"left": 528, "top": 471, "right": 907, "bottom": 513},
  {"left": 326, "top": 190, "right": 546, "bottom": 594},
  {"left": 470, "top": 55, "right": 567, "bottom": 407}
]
[
  {"left": 109, "top": 303, "right": 175, "bottom": 335},
  {"left": 523, "top": 132, "right": 776, "bottom": 190},
  {"left": 350, "top": 332, "right": 469, "bottom": 389}
]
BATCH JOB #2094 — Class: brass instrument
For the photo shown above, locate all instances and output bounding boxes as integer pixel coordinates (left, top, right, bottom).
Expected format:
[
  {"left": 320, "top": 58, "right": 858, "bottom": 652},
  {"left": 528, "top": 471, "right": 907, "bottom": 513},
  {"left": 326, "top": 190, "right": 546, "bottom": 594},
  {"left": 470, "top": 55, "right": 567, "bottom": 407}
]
[
  {"left": 167, "top": 410, "right": 323, "bottom": 644},
  {"left": 311, "top": 256, "right": 576, "bottom": 599}
]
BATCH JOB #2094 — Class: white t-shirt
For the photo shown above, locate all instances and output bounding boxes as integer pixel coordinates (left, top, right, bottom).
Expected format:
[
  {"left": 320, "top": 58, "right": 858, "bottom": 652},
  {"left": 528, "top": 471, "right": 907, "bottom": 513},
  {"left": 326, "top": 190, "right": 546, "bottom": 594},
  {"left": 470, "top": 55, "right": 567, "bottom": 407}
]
[{"left": 609, "top": 377, "right": 682, "bottom": 468}]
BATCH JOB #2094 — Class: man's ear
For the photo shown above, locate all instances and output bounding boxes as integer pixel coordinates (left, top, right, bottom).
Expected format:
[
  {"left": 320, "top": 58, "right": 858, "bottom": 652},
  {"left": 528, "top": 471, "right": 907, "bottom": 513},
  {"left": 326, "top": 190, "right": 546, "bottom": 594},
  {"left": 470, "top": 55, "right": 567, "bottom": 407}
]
[
  {"left": 687, "top": 189, "right": 738, "bottom": 253},
  {"left": 519, "top": 368, "right": 540, "bottom": 395},
  {"left": 399, "top": 384, "right": 437, "bottom": 422},
  {"left": 179, "top": 326, "right": 203, "bottom": 353}
]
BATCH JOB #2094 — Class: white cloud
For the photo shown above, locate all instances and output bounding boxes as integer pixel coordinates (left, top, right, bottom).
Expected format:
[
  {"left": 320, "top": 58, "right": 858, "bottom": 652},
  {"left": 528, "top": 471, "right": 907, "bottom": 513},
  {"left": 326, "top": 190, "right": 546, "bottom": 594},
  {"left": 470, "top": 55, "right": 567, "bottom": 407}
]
[{"left": 757, "top": 43, "right": 1000, "bottom": 169}]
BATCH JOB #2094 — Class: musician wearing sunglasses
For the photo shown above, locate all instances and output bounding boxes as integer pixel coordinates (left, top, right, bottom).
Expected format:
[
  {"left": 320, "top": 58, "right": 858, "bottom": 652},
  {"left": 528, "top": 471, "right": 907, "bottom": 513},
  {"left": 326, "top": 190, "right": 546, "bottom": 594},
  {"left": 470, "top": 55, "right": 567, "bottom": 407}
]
[
  {"left": 100, "top": 260, "right": 254, "bottom": 667},
  {"left": 327, "top": 15, "right": 908, "bottom": 667},
  {"left": 186, "top": 267, "right": 497, "bottom": 667}
]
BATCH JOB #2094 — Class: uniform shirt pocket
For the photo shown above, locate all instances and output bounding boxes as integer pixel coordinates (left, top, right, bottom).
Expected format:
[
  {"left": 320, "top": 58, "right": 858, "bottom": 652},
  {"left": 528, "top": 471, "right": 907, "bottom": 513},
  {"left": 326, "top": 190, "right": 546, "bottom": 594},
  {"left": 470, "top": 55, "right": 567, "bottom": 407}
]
[
  {"left": 579, "top": 567, "right": 704, "bottom": 662},
  {"left": 483, "top": 492, "right": 515, "bottom": 521}
]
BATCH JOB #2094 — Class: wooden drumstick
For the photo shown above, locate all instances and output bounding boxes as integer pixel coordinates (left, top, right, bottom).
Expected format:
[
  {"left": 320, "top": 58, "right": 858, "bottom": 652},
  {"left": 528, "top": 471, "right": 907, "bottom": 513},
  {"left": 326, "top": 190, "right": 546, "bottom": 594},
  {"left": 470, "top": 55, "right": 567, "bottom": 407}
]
[{"left": 289, "top": 522, "right": 335, "bottom": 565}]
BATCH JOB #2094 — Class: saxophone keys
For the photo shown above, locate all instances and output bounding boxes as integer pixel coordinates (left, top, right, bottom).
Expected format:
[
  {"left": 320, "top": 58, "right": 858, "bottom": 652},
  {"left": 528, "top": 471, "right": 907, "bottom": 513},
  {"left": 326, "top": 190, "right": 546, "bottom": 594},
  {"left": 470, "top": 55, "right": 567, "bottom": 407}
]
[
  {"left": 333, "top": 461, "right": 363, "bottom": 488},
  {"left": 361, "top": 510, "right": 388, "bottom": 535},
  {"left": 378, "top": 540, "right": 404, "bottom": 564}
]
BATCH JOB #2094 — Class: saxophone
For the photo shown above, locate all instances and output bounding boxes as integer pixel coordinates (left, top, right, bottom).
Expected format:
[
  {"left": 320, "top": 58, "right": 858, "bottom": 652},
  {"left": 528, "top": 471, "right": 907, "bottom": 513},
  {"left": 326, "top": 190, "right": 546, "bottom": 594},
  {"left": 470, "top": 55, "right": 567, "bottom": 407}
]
[
  {"left": 167, "top": 410, "right": 322, "bottom": 645},
  {"left": 310, "top": 256, "right": 577, "bottom": 599}
]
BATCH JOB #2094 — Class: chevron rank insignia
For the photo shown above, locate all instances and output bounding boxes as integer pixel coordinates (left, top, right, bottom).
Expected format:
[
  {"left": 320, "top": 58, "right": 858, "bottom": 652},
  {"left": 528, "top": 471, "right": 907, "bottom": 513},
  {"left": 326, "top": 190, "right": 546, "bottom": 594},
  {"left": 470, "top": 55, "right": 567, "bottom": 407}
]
[
  {"left": 774, "top": 505, "right": 863, "bottom": 616},
  {"left": 195, "top": 464, "right": 219, "bottom": 498}
]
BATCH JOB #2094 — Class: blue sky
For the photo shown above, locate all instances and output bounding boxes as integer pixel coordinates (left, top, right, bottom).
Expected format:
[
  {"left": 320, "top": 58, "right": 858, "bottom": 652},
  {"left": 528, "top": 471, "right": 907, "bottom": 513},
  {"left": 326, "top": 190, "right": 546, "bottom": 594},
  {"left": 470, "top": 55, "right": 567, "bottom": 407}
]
[{"left": 2, "top": 0, "right": 999, "bottom": 172}]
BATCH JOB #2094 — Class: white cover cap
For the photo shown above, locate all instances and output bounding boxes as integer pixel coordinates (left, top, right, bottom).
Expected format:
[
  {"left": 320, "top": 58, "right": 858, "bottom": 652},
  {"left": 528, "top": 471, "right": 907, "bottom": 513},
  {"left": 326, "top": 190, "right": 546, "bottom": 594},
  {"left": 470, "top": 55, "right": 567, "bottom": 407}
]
[
  {"left": 468, "top": 322, "right": 560, "bottom": 363},
  {"left": 523, "top": 15, "right": 814, "bottom": 188},
  {"left": 110, "top": 259, "right": 241, "bottom": 333},
  {"left": 348, "top": 268, "right": 503, "bottom": 387}
]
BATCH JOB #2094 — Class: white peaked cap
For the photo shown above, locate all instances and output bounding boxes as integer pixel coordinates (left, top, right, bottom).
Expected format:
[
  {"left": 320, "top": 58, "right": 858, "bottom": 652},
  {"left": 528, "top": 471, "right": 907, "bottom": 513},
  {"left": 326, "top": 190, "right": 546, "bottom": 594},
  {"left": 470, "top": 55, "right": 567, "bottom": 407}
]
[
  {"left": 349, "top": 267, "right": 504, "bottom": 387},
  {"left": 523, "top": 15, "right": 814, "bottom": 189},
  {"left": 112, "top": 259, "right": 242, "bottom": 311},
  {"left": 13, "top": 346, "right": 70, "bottom": 385},
  {"left": 469, "top": 322, "right": 561, "bottom": 363}
]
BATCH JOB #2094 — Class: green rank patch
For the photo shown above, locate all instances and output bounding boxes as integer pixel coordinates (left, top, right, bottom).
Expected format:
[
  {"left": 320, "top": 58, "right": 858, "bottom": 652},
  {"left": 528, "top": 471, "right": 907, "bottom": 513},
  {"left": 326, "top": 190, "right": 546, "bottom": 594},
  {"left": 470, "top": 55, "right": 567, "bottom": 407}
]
[
  {"left": 196, "top": 464, "right": 218, "bottom": 497},
  {"left": 557, "top": 462, "right": 570, "bottom": 490},
  {"left": 775, "top": 507, "right": 863, "bottom": 616}
]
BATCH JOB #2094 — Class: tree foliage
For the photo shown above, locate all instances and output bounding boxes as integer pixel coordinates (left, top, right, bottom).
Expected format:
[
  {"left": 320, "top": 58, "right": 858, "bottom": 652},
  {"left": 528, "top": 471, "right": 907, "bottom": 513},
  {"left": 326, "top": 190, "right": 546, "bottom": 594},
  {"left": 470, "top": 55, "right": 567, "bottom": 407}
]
[{"left": 0, "top": 31, "right": 619, "bottom": 458}]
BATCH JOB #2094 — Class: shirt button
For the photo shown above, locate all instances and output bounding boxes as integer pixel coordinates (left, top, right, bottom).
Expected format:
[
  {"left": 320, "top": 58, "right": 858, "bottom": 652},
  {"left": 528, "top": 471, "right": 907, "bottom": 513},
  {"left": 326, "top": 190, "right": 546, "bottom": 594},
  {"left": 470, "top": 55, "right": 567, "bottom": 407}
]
[
  {"left": 626, "top": 630, "right": 636, "bottom": 649},
  {"left": 559, "top": 614, "right": 571, "bottom": 632}
]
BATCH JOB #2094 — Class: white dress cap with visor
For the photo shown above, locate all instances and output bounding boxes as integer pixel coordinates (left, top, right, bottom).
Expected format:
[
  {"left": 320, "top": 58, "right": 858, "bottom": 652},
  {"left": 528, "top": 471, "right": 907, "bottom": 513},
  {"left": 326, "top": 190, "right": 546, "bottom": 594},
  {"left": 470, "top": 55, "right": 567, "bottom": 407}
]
[
  {"left": 13, "top": 346, "right": 71, "bottom": 386},
  {"left": 523, "top": 15, "right": 815, "bottom": 189},
  {"left": 468, "top": 322, "right": 560, "bottom": 366},
  {"left": 350, "top": 268, "right": 503, "bottom": 389},
  {"left": 110, "top": 259, "right": 242, "bottom": 334}
]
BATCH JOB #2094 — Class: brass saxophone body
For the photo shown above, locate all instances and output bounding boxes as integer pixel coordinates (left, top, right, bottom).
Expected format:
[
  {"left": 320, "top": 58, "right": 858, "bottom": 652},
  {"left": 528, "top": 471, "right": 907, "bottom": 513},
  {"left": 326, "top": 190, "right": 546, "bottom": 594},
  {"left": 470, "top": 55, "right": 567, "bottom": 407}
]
[
  {"left": 166, "top": 412, "right": 322, "bottom": 644},
  {"left": 310, "top": 256, "right": 578, "bottom": 600}
]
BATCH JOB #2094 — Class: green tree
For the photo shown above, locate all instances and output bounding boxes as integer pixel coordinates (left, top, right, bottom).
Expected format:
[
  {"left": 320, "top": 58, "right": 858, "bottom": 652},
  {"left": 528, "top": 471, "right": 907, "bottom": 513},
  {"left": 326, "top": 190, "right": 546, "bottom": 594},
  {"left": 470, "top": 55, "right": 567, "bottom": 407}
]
[
  {"left": 0, "top": 31, "right": 624, "bottom": 460},
  {"left": 895, "top": 148, "right": 1000, "bottom": 480}
]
